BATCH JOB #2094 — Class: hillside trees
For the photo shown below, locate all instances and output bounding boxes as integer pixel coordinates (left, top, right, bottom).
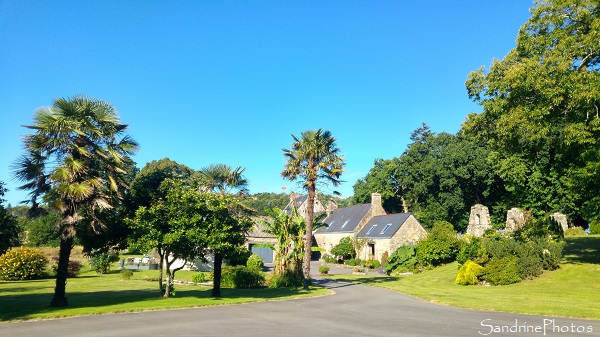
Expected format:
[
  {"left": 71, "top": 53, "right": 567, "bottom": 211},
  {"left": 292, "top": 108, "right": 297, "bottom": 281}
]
[
  {"left": 0, "top": 182, "right": 20, "bottom": 254},
  {"left": 464, "top": 0, "right": 600, "bottom": 222},
  {"left": 13, "top": 96, "right": 138, "bottom": 307}
]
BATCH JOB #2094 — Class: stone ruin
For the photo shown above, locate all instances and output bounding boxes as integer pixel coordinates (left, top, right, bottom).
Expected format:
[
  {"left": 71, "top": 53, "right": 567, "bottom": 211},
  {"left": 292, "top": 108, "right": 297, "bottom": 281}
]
[
  {"left": 551, "top": 212, "right": 569, "bottom": 233},
  {"left": 505, "top": 208, "right": 526, "bottom": 232},
  {"left": 466, "top": 204, "right": 492, "bottom": 237}
]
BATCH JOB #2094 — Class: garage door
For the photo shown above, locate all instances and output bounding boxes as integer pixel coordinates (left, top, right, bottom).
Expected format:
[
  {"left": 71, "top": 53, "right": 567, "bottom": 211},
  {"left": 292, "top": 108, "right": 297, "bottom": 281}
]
[{"left": 250, "top": 245, "right": 274, "bottom": 263}]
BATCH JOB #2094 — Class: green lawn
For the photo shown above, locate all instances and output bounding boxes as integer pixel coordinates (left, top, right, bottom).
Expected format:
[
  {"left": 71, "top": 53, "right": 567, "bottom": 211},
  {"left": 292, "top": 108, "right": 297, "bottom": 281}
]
[
  {"left": 0, "top": 268, "right": 328, "bottom": 322},
  {"left": 330, "top": 235, "right": 600, "bottom": 320}
]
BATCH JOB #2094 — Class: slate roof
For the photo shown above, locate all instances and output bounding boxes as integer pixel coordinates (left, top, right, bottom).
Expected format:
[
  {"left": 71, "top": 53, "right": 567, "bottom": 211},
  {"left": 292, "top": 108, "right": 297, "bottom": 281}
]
[
  {"left": 357, "top": 213, "right": 412, "bottom": 239},
  {"left": 316, "top": 203, "right": 372, "bottom": 234},
  {"left": 283, "top": 194, "right": 308, "bottom": 214}
]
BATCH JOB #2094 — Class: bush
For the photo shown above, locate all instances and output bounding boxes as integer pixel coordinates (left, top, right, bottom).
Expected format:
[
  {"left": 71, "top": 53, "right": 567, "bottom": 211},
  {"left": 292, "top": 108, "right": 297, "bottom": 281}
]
[
  {"left": 246, "top": 254, "right": 264, "bottom": 271},
  {"left": 192, "top": 272, "right": 211, "bottom": 283},
  {"left": 224, "top": 246, "right": 252, "bottom": 266},
  {"left": 384, "top": 245, "right": 418, "bottom": 275},
  {"left": 416, "top": 221, "right": 462, "bottom": 267},
  {"left": 318, "top": 265, "right": 330, "bottom": 275},
  {"left": 363, "top": 259, "right": 381, "bottom": 269},
  {"left": 322, "top": 256, "right": 338, "bottom": 264},
  {"left": 345, "top": 258, "right": 362, "bottom": 266},
  {"left": 331, "top": 237, "right": 356, "bottom": 260},
  {"left": 456, "top": 236, "right": 480, "bottom": 265},
  {"left": 25, "top": 213, "right": 61, "bottom": 247},
  {"left": 51, "top": 257, "right": 83, "bottom": 278},
  {"left": 268, "top": 271, "right": 304, "bottom": 288},
  {"left": 482, "top": 256, "right": 522, "bottom": 285},
  {"left": 120, "top": 269, "right": 133, "bottom": 280},
  {"left": 221, "top": 265, "right": 265, "bottom": 288},
  {"left": 456, "top": 260, "right": 484, "bottom": 285},
  {"left": 89, "top": 251, "right": 120, "bottom": 274},
  {"left": 0, "top": 247, "right": 48, "bottom": 280},
  {"left": 590, "top": 221, "right": 600, "bottom": 235},
  {"left": 564, "top": 226, "right": 586, "bottom": 237}
]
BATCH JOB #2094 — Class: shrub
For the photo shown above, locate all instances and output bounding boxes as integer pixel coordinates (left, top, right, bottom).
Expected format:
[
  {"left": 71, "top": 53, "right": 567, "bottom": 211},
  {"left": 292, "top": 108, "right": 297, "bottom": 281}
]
[
  {"left": 363, "top": 259, "right": 381, "bottom": 269},
  {"left": 120, "top": 269, "right": 133, "bottom": 280},
  {"left": 322, "top": 256, "right": 338, "bottom": 264},
  {"left": 221, "top": 265, "right": 265, "bottom": 288},
  {"left": 246, "top": 254, "right": 264, "bottom": 271},
  {"left": 331, "top": 237, "right": 356, "bottom": 260},
  {"left": 482, "top": 256, "right": 522, "bottom": 285},
  {"left": 25, "top": 213, "right": 61, "bottom": 247},
  {"left": 192, "top": 272, "right": 211, "bottom": 283},
  {"left": 318, "top": 265, "right": 330, "bottom": 275},
  {"left": 384, "top": 245, "right": 418, "bottom": 275},
  {"left": 89, "top": 251, "right": 120, "bottom": 274},
  {"left": 268, "top": 271, "right": 304, "bottom": 288},
  {"left": 416, "top": 221, "right": 462, "bottom": 267},
  {"left": 456, "top": 260, "right": 484, "bottom": 285},
  {"left": 538, "top": 240, "right": 563, "bottom": 271},
  {"left": 51, "top": 257, "right": 83, "bottom": 278},
  {"left": 344, "top": 258, "right": 361, "bottom": 266},
  {"left": 456, "top": 236, "right": 481, "bottom": 265},
  {"left": 0, "top": 247, "right": 48, "bottom": 280},
  {"left": 224, "top": 246, "right": 252, "bottom": 266},
  {"left": 590, "top": 221, "right": 600, "bottom": 235},
  {"left": 564, "top": 226, "right": 586, "bottom": 237}
]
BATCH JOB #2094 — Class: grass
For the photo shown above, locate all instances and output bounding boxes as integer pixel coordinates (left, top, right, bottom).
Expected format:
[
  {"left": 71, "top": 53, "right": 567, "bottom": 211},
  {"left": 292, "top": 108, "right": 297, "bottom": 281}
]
[
  {"left": 0, "top": 266, "right": 328, "bottom": 322},
  {"left": 330, "top": 235, "right": 600, "bottom": 320}
]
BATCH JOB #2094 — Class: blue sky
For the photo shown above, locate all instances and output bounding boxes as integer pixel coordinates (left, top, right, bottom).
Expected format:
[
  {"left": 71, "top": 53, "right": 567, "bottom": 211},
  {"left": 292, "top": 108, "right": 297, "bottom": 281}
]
[{"left": 0, "top": 1, "right": 533, "bottom": 206}]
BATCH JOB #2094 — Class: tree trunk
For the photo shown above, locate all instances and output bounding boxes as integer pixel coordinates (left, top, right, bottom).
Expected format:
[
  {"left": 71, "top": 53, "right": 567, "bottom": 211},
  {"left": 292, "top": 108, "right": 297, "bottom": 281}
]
[
  {"left": 163, "top": 255, "right": 172, "bottom": 298},
  {"left": 158, "top": 249, "right": 164, "bottom": 295},
  {"left": 211, "top": 252, "right": 223, "bottom": 297},
  {"left": 50, "top": 235, "right": 74, "bottom": 307},
  {"left": 302, "top": 182, "right": 316, "bottom": 290},
  {"left": 401, "top": 196, "right": 408, "bottom": 213}
]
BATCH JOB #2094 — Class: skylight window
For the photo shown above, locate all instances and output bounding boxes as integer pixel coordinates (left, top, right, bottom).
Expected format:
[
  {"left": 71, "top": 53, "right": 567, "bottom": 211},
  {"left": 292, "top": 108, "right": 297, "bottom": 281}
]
[
  {"left": 341, "top": 220, "right": 349, "bottom": 229},
  {"left": 380, "top": 224, "right": 392, "bottom": 234},
  {"left": 366, "top": 224, "right": 378, "bottom": 235}
]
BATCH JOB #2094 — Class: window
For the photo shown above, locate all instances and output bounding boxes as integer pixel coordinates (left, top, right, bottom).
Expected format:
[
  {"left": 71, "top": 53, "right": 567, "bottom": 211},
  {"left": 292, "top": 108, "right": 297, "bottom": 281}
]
[
  {"left": 380, "top": 224, "right": 392, "bottom": 234},
  {"left": 366, "top": 224, "right": 378, "bottom": 235},
  {"left": 341, "top": 220, "right": 349, "bottom": 229}
]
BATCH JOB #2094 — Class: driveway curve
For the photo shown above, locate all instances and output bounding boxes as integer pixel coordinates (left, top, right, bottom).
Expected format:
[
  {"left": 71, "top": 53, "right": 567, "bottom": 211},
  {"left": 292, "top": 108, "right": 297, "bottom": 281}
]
[{"left": 1, "top": 277, "right": 598, "bottom": 336}]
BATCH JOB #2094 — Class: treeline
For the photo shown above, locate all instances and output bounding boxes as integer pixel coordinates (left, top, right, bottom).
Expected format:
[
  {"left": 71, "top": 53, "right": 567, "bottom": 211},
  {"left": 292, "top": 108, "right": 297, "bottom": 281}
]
[{"left": 354, "top": 0, "right": 600, "bottom": 231}]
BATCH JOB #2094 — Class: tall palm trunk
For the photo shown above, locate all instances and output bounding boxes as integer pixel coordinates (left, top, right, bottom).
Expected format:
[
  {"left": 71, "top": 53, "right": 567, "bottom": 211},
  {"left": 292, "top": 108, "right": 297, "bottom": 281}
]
[
  {"left": 302, "top": 182, "right": 316, "bottom": 290},
  {"left": 51, "top": 235, "right": 74, "bottom": 307},
  {"left": 212, "top": 252, "right": 223, "bottom": 297}
]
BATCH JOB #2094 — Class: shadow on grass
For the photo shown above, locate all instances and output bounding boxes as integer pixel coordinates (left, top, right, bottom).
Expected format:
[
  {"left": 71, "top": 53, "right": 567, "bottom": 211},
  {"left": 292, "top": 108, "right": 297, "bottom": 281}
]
[
  {"left": 0, "top": 284, "right": 320, "bottom": 321},
  {"left": 324, "top": 275, "right": 401, "bottom": 285},
  {"left": 563, "top": 236, "right": 600, "bottom": 264}
]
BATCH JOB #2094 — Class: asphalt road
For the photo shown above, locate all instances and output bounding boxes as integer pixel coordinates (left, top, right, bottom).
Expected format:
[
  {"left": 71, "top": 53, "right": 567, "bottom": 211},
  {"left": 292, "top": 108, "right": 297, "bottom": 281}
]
[{"left": 1, "top": 275, "right": 598, "bottom": 337}]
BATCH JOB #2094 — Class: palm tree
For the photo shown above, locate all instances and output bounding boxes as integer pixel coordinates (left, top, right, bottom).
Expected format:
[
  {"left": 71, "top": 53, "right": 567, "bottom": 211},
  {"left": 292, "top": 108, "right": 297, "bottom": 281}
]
[
  {"left": 282, "top": 129, "right": 345, "bottom": 289},
  {"left": 13, "top": 96, "right": 138, "bottom": 307},
  {"left": 196, "top": 164, "right": 249, "bottom": 196}
]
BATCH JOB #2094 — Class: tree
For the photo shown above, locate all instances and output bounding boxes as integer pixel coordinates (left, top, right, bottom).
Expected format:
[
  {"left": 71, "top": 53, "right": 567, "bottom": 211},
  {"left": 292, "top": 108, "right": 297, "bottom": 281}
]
[
  {"left": 261, "top": 206, "right": 305, "bottom": 279},
  {"left": 195, "top": 163, "right": 253, "bottom": 297},
  {"left": 465, "top": 0, "right": 600, "bottom": 222},
  {"left": 128, "top": 179, "right": 210, "bottom": 298},
  {"left": 0, "top": 182, "right": 20, "bottom": 254},
  {"left": 13, "top": 96, "right": 138, "bottom": 307},
  {"left": 282, "top": 129, "right": 345, "bottom": 289}
]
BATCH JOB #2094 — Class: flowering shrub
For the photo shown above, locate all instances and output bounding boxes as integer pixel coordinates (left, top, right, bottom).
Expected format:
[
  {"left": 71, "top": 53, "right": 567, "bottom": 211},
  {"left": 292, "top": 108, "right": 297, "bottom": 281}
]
[{"left": 0, "top": 247, "right": 48, "bottom": 280}]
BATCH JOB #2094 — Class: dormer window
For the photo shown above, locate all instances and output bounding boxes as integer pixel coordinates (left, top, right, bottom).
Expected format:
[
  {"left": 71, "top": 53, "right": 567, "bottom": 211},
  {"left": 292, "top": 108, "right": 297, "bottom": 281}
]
[
  {"left": 341, "top": 220, "right": 349, "bottom": 229},
  {"left": 380, "top": 224, "right": 392, "bottom": 234},
  {"left": 366, "top": 224, "right": 378, "bottom": 235}
]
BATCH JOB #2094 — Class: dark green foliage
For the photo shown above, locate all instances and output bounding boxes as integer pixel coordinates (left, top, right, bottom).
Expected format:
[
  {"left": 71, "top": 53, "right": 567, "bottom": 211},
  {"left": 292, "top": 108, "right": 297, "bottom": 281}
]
[
  {"left": 225, "top": 246, "right": 252, "bottom": 266},
  {"left": 50, "top": 259, "right": 83, "bottom": 278},
  {"left": 344, "top": 258, "right": 361, "bottom": 266},
  {"left": 384, "top": 245, "right": 418, "bottom": 275},
  {"left": 0, "top": 182, "right": 20, "bottom": 254},
  {"left": 246, "top": 254, "right": 264, "bottom": 271},
  {"left": 322, "top": 256, "right": 338, "bottom": 264},
  {"left": 482, "top": 256, "right": 522, "bottom": 286},
  {"left": 0, "top": 247, "right": 48, "bottom": 280},
  {"left": 268, "top": 270, "right": 304, "bottom": 288},
  {"left": 416, "top": 221, "right": 462, "bottom": 267},
  {"left": 331, "top": 236, "right": 355, "bottom": 260},
  {"left": 245, "top": 192, "right": 289, "bottom": 216},
  {"left": 456, "top": 237, "right": 481, "bottom": 265},
  {"left": 89, "top": 251, "right": 120, "bottom": 274},
  {"left": 26, "top": 212, "right": 61, "bottom": 247},
  {"left": 456, "top": 260, "right": 484, "bottom": 285},
  {"left": 220, "top": 265, "right": 265, "bottom": 288},
  {"left": 590, "top": 221, "right": 600, "bottom": 235}
]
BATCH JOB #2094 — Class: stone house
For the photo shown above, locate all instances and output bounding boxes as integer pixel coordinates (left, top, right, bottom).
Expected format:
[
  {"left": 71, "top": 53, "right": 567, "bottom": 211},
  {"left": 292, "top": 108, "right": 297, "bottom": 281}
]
[
  {"left": 283, "top": 192, "right": 326, "bottom": 219},
  {"left": 314, "top": 193, "right": 426, "bottom": 262},
  {"left": 356, "top": 213, "right": 427, "bottom": 262}
]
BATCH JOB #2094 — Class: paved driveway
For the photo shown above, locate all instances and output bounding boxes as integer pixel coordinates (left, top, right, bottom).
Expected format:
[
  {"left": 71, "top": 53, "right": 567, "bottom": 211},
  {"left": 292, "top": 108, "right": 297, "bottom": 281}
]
[{"left": 1, "top": 276, "right": 598, "bottom": 337}]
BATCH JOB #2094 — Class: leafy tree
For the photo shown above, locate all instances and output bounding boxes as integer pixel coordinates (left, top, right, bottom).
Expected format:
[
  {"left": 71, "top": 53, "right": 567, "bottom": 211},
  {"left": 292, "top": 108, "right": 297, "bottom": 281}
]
[
  {"left": 246, "top": 192, "right": 291, "bottom": 216},
  {"left": 416, "top": 221, "right": 462, "bottom": 267},
  {"left": 26, "top": 211, "right": 61, "bottom": 247},
  {"left": 330, "top": 236, "right": 355, "bottom": 260},
  {"left": 464, "top": 0, "right": 600, "bottom": 222},
  {"left": 0, "top": 182, "right": 20, "bottom": 254},
  {"left": 128, "top": 179, "right": 210, "bottom": 298},
  {"left": 13, "top": 96, "right": 138, "bottom": 307},
  {"left": 282, "top": 129, "right": 345, "bottom": 289}
]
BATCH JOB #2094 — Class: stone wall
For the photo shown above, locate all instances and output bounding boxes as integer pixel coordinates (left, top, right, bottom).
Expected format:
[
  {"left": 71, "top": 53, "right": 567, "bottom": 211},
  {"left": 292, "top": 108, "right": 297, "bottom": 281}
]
[
  {"left": 505, "top": 208, "right": 526, "bottom": 232},
  {"left": 466, "top": 204, "right": 492, "bottom": 237},
  {"left": 357, "top": 215, "right": 427, "bottom": 262},
  {"left": 314, "top": 232, "right": 354, "bottom": 255},
  {"left": 551, "top": 212, "right": 569, "bottom": 233}
]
